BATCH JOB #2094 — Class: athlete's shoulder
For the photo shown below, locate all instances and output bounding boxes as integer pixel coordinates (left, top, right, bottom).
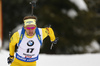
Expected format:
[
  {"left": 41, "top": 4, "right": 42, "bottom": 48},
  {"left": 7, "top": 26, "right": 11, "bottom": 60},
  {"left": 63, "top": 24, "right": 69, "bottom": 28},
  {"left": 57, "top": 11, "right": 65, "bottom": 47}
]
[
  {"left": 12, "top": 28, "right": 22, "bottom": 38},
  {"left": 12, "top": 29, "right": 20, "bottom": 37}
]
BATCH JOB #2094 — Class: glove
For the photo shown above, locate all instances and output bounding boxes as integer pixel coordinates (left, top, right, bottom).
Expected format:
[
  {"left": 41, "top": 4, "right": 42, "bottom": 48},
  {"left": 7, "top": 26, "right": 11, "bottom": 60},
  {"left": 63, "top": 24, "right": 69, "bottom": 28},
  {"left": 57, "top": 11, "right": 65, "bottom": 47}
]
[
  {"left": 52, "top": 37, "right": 59, "bottom": 44},
  {"left": 50, "top": 37, "right": 59, "bottom": 50},
  {"left": 7, "top": 55, "right": 14, "bottom": 64}
]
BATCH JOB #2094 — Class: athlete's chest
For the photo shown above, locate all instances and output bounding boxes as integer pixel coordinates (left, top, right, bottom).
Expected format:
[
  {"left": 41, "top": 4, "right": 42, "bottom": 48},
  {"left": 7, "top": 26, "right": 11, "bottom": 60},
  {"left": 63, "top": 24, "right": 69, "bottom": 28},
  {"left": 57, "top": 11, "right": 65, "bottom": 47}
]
[{"left": 19, "top": 34, "right": 40, "bottom": 49}]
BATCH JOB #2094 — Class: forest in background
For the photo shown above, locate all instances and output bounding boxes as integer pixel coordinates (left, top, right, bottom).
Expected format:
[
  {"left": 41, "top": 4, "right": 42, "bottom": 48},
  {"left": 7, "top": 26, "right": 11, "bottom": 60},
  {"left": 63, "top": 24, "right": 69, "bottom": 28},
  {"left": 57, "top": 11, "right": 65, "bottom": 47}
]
[{"left": 2, "top": 0, "right": 100, "bottom": 54}]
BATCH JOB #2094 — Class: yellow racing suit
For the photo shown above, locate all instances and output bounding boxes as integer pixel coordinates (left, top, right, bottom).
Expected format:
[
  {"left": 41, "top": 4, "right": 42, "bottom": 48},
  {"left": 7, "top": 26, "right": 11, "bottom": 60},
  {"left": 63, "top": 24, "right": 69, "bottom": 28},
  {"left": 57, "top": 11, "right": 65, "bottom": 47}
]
[{"left": 9, "top": 27, "right": 56, "bottom": 66}]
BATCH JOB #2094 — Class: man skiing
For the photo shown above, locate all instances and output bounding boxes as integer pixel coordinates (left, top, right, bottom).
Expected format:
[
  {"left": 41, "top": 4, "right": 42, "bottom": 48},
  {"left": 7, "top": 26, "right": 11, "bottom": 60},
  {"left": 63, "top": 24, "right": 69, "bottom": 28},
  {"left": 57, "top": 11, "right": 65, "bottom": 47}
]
[{"left": 7, "top": 16, "right": 57, "bottom": 66}]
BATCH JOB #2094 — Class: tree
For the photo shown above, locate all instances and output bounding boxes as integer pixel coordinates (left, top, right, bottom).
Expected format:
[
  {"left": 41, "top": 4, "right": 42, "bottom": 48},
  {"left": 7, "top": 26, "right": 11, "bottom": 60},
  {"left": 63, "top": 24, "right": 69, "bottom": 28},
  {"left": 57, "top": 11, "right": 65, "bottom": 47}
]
[{"left": 2, "top": 0, "right": 100, "bottom": 54}]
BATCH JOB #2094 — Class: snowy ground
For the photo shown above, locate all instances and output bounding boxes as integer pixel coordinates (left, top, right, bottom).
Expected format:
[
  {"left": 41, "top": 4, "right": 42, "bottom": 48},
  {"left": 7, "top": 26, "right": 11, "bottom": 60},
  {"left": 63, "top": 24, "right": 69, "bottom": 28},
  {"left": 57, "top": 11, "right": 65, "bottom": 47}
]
[{"left": 0, "top": 49, "right": 100, "bottom": 66}]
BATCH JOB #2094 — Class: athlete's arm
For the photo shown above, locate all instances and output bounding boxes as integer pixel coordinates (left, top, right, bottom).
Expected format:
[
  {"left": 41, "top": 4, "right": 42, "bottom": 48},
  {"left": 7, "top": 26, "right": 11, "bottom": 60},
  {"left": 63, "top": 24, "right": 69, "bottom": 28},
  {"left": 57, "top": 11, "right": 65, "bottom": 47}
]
[
  {"left": 9, "top": 31, "right": 19, "bottom": 56},
  {"left": 42, "top": 27, "right": 56, "bottom": 41}
]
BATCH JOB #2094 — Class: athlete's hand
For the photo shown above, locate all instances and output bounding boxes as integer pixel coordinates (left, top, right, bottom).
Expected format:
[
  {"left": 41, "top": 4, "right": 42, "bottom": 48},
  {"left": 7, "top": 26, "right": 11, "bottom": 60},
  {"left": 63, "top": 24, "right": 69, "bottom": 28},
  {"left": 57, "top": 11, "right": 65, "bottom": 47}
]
[
  {"left": 7, "top": 55, "right": 14, "bottom": 64},
  {"left": 52, "top": 37, "right": 59, "bottom": 44}
]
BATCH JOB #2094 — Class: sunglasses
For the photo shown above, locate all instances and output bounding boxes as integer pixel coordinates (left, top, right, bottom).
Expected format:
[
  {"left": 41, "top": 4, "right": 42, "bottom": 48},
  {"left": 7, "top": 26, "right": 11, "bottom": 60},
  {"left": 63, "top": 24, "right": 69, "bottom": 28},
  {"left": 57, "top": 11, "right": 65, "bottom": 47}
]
[{"left": 26, "top": 27, "right": 36, "bottom": 30}]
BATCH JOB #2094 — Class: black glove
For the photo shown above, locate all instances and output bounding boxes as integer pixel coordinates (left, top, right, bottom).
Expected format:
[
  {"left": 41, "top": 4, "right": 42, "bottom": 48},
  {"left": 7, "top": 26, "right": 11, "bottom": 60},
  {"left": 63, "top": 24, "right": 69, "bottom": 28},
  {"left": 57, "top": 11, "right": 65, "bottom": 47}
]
[
  {"left": 52, "top": 37, "right": 59, "bottom": 44},
  {"left": 7, "top": 55, "right": 14, "bottom": 64}
]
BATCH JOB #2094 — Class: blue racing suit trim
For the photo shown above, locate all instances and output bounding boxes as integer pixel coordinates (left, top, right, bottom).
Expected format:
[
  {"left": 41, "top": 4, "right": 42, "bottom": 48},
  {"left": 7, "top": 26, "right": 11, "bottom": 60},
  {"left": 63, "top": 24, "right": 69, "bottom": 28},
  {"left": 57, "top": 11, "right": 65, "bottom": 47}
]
[{"left": 16, "top": 53, "right": 38, "bottom": 62}]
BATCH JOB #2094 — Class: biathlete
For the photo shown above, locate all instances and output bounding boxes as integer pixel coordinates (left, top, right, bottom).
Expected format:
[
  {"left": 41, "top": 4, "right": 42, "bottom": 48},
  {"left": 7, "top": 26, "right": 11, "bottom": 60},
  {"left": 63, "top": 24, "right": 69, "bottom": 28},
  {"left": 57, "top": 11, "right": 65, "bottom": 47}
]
[{"left": 7, "top": 16, "right": 57, "bottom": 66}]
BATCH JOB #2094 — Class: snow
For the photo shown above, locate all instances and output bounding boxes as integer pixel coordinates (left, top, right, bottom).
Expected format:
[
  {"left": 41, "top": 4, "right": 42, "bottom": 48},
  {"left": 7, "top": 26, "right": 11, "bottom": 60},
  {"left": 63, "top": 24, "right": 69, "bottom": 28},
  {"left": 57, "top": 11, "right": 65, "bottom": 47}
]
[
  {"left": 62, "top": 9, "right": 78, "bottom": 19},
  {"left": 86, "top": 40, "right": 100, "bottom": 53},
  {"left": 0, "top": 38, "right": 2, "bottom": 48},
  {"left": 0, "top": 50, "right": 100, "bottom": 66},
  {"left": 12, "top": 24, "right": 23, "bottom": 33},
  {"left": 69, "top": 0, "right": 88, "bottom": 11},
  {"left": 90, "top": 40, "right": 100, "bottom": 50},
  {"left": 67, "top": 9, "right": 78, "bottom": 19},
  {"left": 62, "top": 0, "right": 88, "bottom": 18},
  {"left": 3, "top": 40, "right": 9, "bottom": 50}
]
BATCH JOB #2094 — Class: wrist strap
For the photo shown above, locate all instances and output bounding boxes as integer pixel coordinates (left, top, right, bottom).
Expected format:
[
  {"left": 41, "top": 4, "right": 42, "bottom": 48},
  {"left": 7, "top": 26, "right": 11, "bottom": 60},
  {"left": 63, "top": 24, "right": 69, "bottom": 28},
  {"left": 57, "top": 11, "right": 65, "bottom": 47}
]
[{"left": 9, "top": 54, "right": 14, "bottom": 57}]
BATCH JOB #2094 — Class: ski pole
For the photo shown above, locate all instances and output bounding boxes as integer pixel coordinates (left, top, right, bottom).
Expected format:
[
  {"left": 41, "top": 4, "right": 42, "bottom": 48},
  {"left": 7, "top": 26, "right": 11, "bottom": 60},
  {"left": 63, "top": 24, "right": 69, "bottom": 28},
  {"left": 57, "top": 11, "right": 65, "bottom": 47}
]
[{"left": 50, "top": 43, "right": 54, "bottom": 50}]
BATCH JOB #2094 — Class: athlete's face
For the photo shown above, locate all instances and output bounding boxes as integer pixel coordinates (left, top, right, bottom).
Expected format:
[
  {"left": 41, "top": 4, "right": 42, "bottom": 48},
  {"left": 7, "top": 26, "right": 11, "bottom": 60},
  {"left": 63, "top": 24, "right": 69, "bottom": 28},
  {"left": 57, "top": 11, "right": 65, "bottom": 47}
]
[{"left": 24, "top": 25, "right": 36, "bottom": 36}]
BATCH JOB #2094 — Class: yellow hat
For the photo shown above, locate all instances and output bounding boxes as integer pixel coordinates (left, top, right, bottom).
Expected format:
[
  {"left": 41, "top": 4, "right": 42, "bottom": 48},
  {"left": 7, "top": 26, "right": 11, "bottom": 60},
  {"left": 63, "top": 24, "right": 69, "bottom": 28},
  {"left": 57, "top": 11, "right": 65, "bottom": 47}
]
[{"left": 24, "top": 19, "right": 36, "bottom": 26}]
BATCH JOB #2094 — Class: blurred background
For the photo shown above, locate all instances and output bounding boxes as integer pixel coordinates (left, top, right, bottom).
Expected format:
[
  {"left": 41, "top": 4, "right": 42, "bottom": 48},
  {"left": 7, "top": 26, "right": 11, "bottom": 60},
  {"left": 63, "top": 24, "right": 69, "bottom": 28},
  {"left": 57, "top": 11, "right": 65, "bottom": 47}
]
[{"left": 0, "top": 0, "right": 100, "bottom": 54}]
